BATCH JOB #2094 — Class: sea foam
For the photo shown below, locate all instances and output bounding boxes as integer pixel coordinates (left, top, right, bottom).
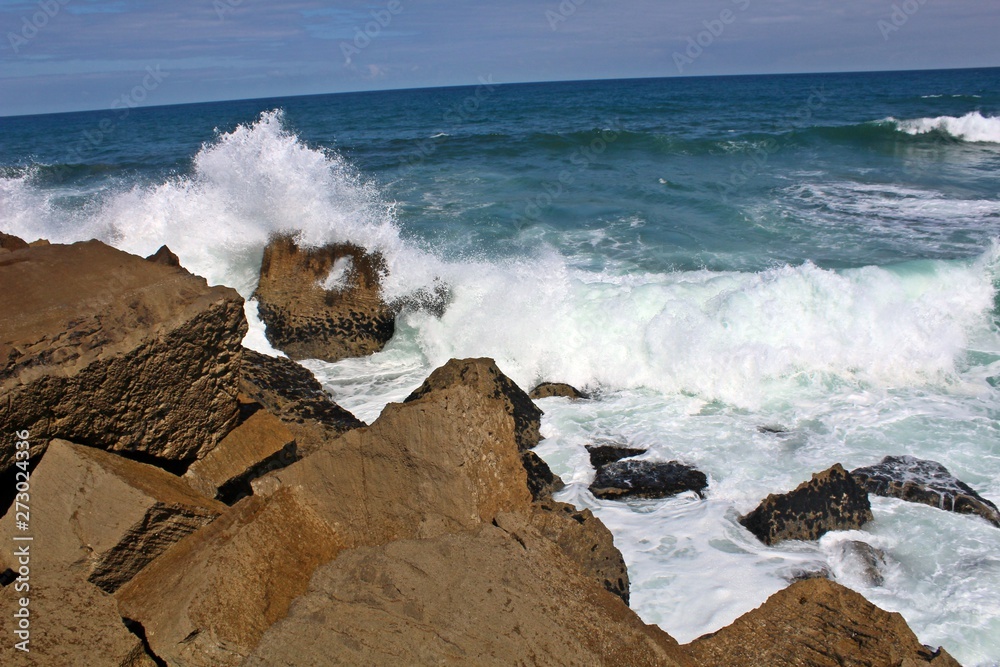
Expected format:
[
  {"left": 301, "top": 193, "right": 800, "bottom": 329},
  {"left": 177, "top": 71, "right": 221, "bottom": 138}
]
[{"left": 888, "top": 111, "right": 1000, "bottom": 143}]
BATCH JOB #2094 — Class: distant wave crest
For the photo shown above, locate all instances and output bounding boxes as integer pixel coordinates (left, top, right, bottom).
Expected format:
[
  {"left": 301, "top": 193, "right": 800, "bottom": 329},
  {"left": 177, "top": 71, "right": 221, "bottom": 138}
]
[{"left": 883, "top": 111, "right": 1000, "bottom": 144}]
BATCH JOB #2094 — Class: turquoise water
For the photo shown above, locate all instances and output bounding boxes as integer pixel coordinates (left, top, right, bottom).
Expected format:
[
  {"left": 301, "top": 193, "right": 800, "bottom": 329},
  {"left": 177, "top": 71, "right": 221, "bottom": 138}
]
[{"left": 3, "top": 68, "right": 1000, "bottom": 664}]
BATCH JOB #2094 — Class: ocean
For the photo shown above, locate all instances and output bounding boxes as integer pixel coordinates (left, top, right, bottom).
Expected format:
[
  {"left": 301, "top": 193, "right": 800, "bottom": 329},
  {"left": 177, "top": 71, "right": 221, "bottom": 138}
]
[{"left": 2, "top": 67, "right": 999, "bottom": 665}]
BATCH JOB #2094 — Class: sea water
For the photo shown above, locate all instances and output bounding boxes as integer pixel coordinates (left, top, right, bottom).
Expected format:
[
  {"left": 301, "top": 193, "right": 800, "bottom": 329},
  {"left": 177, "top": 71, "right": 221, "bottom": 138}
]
[{"left": 2, "top": 68, "right": 999, "bottom": 665}]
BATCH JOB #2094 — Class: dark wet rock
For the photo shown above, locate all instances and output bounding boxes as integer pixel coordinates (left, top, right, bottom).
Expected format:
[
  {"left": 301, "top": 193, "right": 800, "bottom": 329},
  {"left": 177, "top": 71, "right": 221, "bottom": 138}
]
[
  {"left": 388, "top": 279, "right": 452, "bottom": 318},
  {"left": 586, "top": 443, "right": 647, "bottom": 468},
  {"left": 145, "top": 244, "right": 182, "bottom": 268},
  {"left": 758, "top": 424, "right": 790, "bottom": 435},
  {"left": 529, "top": 382, "right": 590, "bottom": 400},
  {"left": 590, "top": 460, "right": 708, "bottom": 501},
  {"left": 522, "top": 450, "right": 565, "bottom": 501},
  {"left": 839, "top": 540, "right": 889, "bottom": 587},
  {"left": 253, "top": 234, "right": 395, "bottom": 362},
  {"left": 852, "top": 455, "right": 1000, "bottom": 528},
  {"left": 740, "top": 464, "right": 873, "bottom": 545}
]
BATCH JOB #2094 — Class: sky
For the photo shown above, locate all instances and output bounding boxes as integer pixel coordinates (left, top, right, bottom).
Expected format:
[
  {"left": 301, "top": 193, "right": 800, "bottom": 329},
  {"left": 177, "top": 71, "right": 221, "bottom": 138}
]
[{"left": 0, "top": 0, "right": 998, "bottom": 117}]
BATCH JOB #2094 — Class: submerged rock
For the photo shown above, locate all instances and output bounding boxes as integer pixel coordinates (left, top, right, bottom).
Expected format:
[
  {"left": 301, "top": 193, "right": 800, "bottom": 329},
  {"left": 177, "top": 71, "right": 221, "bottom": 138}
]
[
  {"left": 590, "top": 460, "right": 708, "bottom": 500},
  {"left": 586, "top": 442, "right": 647, "bottom": 468},
  {"left": 529, "top": 382, "right": 589, "bottom": 400},
  {"left": 685, "top": 578, "right": 961, "bottom": 667},
  {"left": 839, "top": 540, "right": 889, "bottom": 587},
  {"left": 852, "top": 455, "right": 1000, "bottom": 528},
  {"left": 253, "top": 234, "right": 395, "bottom": 362},
  {"left": 740, "top": 464, "right": 873, "bottom": 545}
]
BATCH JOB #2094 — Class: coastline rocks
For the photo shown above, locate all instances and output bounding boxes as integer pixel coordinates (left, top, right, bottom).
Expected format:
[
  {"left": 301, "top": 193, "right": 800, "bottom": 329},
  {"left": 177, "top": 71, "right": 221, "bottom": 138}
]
[
  {"left": 521, "top": 450, "right": 565, "bottom": 501},
  {"left": 685, "top": 578, "right": 961, "bottom": 667},
  {"left": 0, "top": 239, "right": 246, "bottom": 482},
  {"left": 145, "top": 244, "right": 182, "bottom": 268},
  {"left": 0, "top": 440, "right": 225, "bottom": 594},
  {"left": 243, "top": 522, "right": 692, "bottom": 667},
  {"left": 740, "top": 464, "right": 873, "bottom": 545},
  {"left": 590, "top": 459, "right": 708, "bottom": 500},
  {"left": 586, "top": 442, "right": 648, "bottom": 468},
  {"left": 852, "top": 455, "right": 1000, "bottom": 528},
  {"left": 529, "top": 381, "right": 589, "bottom": 400},
  {"left": 839, "top": 540, "right": 889, "bottom": 587},
  {"left": 0, "top": 231, "right": 29, "bottom": 252},
  {"left": 253, "top": 234, "right": 395, "bottom": 362}
]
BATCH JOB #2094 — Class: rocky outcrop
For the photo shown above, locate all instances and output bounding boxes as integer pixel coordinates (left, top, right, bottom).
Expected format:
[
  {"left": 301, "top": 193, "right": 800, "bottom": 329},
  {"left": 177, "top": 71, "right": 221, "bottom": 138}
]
[
  {"left": 145, "top": 244, "right": 182, "bottom": 268},
  {"left": 238, "top": 349, "right": 363, "bottom": 457},
  {"left": 587, "top": 442, "right": 648, "bottom": 468},
  {"left": 852, "top": 455, "right": 1000, "bottom": 528},
  {"left": 0, "top": 439, "right": 225, "bottom": 593},
  {"left": 0, "top": 231, "right": 28, "bottom": 252},
  {"left": 115, "top": 487, "right": 341, "bottom": 667},
  {"left": 839, "top": 540, "right": 889, "bottom": 587},
  {"left": 591, "top": 460, "right": 708, "bottom": 500},
  {"left": 0, "top": 239, "right": 246, "bottom": 482},
  {"left": 685, "top": 578, "right": 961, "bottom": 667},
  {"left": 521, "top": 450, "right": 565, "bottom": 500},
  {"left": 529, "top": 381, "right": 589, "bottom": 400},
  {"left": 183, "top": 408, "right": 296, "bottom": 504},
  {"left": 740, "top": 464, "right": 873, "bottom": 545},
  {"left": 253, "top": 234, "right": 395, "bottom": 362},
  {"left": 243, "top": 522, "right": 692, "bottom": 667}
]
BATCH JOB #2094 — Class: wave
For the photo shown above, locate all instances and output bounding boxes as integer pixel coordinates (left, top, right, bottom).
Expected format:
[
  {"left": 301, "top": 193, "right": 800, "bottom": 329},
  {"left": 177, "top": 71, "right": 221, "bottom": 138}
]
[{"left": 884, "top": 112, "right": 1000, "bottom": 144}]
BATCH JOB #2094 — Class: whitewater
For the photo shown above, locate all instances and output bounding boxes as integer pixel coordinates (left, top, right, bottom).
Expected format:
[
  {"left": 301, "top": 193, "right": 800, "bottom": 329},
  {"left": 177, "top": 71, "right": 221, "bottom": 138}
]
[{"left": 2, "top": 69, "right": 999, "bottom": 665}]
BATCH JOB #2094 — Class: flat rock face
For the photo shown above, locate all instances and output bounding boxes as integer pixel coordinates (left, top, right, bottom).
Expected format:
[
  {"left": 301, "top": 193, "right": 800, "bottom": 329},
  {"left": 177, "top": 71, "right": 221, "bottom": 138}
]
[
  {"left": 852, "top": 455, "right": 1000, "bottom": 528},
  {"left": 253, "top": 235, "right": 395, "bottom": 362},
  {"left": 586, "top": 443, "right": 648, "bottom": 468},
  {"left": 740, "top": 464, "right": 873, "bottom": 545},
  {"left": 590, "top": 459, "right": 708, "bottom": 500},
  {"left": 0, "top": 240, "right": 245, "bottom": 481},
  {"left": 115, "top": 487, "right": 341, "bottom": 667},
  {"left": 0, "top": 439, "right": 225, "bottom": 593},
  {"left": 243, "top": 523, "right": 692, "bottom": 667},
  {"left": 685, "top": 578, "right": 961, "bottom": 667},
  {"left": 529, "top": 381, "right": 589, "bottom": 400}
]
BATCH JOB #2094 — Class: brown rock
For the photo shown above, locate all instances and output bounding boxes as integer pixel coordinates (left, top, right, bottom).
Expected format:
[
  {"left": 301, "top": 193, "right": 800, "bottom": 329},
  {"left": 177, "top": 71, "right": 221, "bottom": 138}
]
[
  {"left": 0, "top": 231, "right": 29, "bottom": 252},
  {"left": 0, "top": 439, "right": 225, "bottom": 593},
  {"left": 239, "top": 348, "right": 363, "bottom": 457},
  {"left": 145, "top": 244, "right": 182, "bottom": 268},
  {"left": 0, "top": 240, "right": 246, "bottom": 484},
  {"left": 529, "top": 381, "right": 589, "bottom": 400},
  {"left": 243, "top": 522, "right": 692, "bottom": 667},
  {"left": 183, "top": 408, "right": 296, "bottom": 504},
  {"left": 115, "top": 487, "right": 341, "bottom": 667},
  {"left": 740, "top": 464, "right": 873, "bottom": 545},
  {"left": 685, "top": 578, "right": 961, "bottom": 667},
  {"left": 253, "top": 234, "right": 395, "bottom": 362}
]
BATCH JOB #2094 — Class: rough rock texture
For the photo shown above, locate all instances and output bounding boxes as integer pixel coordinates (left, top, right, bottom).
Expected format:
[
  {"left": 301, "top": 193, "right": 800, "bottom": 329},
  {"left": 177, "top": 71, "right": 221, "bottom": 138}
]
[
  {"left": 115, "top": 487, "right": 340, "bottom": 667},
  {"left": 521, "top": 450, "right": 565, "bottom": 501},
  {"left": 526, "top": 500, "right": 631, "bottom": 604},
  {"left": 0, "top": 231, "right": 29, "bottom": 252},
  {"left": 0, "top": 576, "right": 156, "bottom": 667},
  {"left": 183, "top": 408, "right": 296, "bottom": 503},
  {"left": 243, "top": 522, "right": 692, "bottom": 667},
  {"left": 253, "top": 235, "right": 395, "bottom": 362},
  {"left": 238, "top": 349, "right": 363, "bottom": 457},
  {"left": 529, "top": 381, "right": 589, "bottom": 400},
  {"left": 587, "top": 442, "right": 648, "bottom": 468},
  {"left": 0, "top": 240, "right": 246, "bottom": 480},
  {"left": 685, "top": 578, "right": 961, "bottom": 667},
  {"left": 852, "top": 455, "right": 1000, "bottom": 528},
  {"left": 590, "top": 459, "right": 708, "bottom": 500},
  {"left": 740, "top": 464, "right": 873, "bottom": 545},
  {"left": 252, "top": 358, "right": 535, "bottom": 544},
  {"left": 0, "top": 439, "right": 225, "bottom": 593},
  {"left": 146, "top": 244, "right": 182, "bottom": 268}
]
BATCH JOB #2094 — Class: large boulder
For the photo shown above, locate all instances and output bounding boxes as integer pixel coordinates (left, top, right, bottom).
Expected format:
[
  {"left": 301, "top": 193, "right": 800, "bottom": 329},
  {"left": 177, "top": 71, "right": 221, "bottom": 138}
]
[
  {"left": 740, "top": 464, "right": 873, "bottom": 545},
  {"left": 0, "top": 240, "right": 246, "bottom": 484},
  {"left": 243, "top": 522, "right": 692, "bottom": 667},
  {"left": 685, "top": 578, "right": 960, "bottom": 667},
  {"left": 590, "top": 460, "right": 708, "bottom": 501},
  {"left": 253, "top": 234, "right": 395, "bottom": 362},
  {"left": 852, "top": 455, "right": 1000, "bottom": 528},
  {"left": 0, "top": 439, "right": 225, "bottom": 593}
]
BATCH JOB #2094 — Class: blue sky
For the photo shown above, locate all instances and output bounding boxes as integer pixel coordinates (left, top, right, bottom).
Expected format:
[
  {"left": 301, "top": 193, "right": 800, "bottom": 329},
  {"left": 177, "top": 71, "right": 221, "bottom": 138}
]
[{"left": 1, "top": 0, "right": 997, "bottom": 116}]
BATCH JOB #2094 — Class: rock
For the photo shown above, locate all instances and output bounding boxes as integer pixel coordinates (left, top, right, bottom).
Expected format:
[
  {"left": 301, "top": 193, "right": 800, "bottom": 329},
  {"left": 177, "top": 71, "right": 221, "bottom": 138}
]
[
  {"left": 740, "top": 464, "right": 873, "bottom": 545},
  {"left": 839, "top": 540, "right": 889, "bottom": 587},
  {"left": 115, "top": 487, "right": 341, "bottom": 667},
  {"left": 586, "top": 442, "right": 648, "bottom": 468},
  {"left": 0, "top": 240, "right": 246, "bottom": 485},
  {"left": 776, "top": 562, "right": 832, "bottom": 584},
  {"left": 685, "top": 578, "right": 961, "bottom": 667},
  {"left": 238, "top": 349, "right": 363, "bottom": 457},
  {"left": 183, "top": 408, "right": 297, "bottom": 504},
  {"left": 852, "top": 455, "right": 1000, "bottom": 528},
  {"left": 243, "top": 522, "right": 692, "bottom": 667},
  {"left": 526, "top": 499, "right": 631, "bottom": 603},
  {"left": 590, "top": 459, "right": 708, "bottom": 500},
  {"left": 252, "top": 358, "right": 535, "bottom": 544},
  {"left": 253, "top": 234, "right": 395, "bottom": 362},
  {"left": 0, "top": 231, "right": 28, "bottom": 252},
  {"left": 145, "top": 244, "right": 182, "bottom": 268},
  {"left": 0, "top": 439, "right": 225, "bottom": 593},
  {"left": 521, "top": 450, "right": 565, "bottom": 501},
  {"left": 529, "top": 381, "right": 589, "bottom": 400}
]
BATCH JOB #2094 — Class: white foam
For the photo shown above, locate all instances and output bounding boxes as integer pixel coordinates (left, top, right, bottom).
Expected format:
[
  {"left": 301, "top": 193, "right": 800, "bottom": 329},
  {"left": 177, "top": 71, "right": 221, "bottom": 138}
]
[{"left": 888, "top": 111, "right": 1000, "bottom": 143}]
